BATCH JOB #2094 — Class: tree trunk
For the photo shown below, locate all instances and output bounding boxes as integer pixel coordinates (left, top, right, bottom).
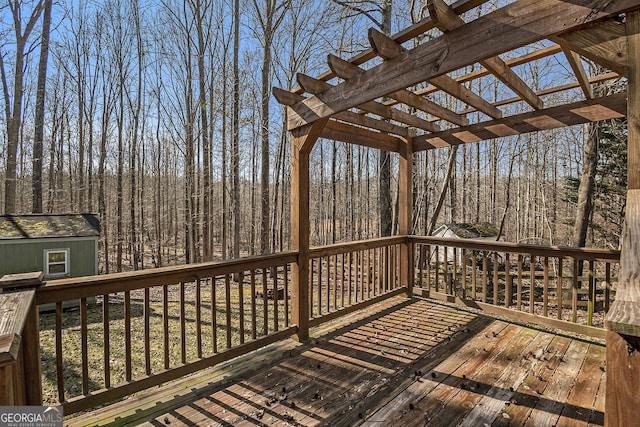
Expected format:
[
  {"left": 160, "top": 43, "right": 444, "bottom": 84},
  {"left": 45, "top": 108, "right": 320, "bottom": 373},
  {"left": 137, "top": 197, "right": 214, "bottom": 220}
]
[
  {"left": 573, "top": 122, "right": 599, "bottom": 247},
  {"left": 232, "top": 0, "right": 241, "bottom": 259},
  {"left": 32, "top": 0, "right": 52, "bottom": 213},
  {"left": 428, "top": 145, "right": 459, "bottom": 235}
]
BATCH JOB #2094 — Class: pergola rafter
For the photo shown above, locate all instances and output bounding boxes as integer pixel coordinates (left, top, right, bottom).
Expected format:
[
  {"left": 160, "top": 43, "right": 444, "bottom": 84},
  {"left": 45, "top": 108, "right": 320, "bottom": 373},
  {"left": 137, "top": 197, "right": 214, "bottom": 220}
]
[{"left": 274, "top": 1, "right": 640, "bottom": 425}]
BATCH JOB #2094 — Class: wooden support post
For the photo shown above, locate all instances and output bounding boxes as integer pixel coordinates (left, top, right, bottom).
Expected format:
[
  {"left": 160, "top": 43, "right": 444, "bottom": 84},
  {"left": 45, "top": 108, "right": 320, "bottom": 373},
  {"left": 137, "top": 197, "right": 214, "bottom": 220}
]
[
  {"left": 605, "top": 10, "right": 640, "bottom": 425},
  {"left": 399, "top": 136, "right": 414, "bottom": 297},
  {"left": 0, "top": 272, "right": 44, "bottom": 406},
  {"left": 290, "top": 120, "right": 327, "bottom": 342}
]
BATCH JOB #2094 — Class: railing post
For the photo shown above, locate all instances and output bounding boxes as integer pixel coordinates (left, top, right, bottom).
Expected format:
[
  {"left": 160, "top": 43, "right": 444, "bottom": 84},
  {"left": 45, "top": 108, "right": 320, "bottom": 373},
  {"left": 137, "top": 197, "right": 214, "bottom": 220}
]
[
  {"left": 399, "top": 134, "right": 414, "bottom": 297},
  {"left": 0, "top": 272, "right": 44, "bottom": 406},
  {"left": 605, "top": 11, "right": 640, "bottom": 425}
]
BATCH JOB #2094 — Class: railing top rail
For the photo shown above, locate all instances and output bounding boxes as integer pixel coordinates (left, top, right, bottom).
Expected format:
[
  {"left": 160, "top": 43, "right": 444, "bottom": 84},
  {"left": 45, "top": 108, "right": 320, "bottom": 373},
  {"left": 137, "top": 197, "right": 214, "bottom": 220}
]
[
  {"left": 36, "top": 251, "right": 298, "bottom": 305},
  {"left": 409, "top": 235, "right": 620, "bottom": 261},
  {"left": 309, "top": 235, "right": 407, "bottom": 258}
]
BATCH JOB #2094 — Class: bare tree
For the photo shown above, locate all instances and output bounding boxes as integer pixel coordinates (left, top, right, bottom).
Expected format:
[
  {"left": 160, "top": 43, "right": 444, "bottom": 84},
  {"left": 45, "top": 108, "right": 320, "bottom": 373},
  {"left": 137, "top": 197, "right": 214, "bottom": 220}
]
[
  {"left": 1, "top": 0, "right": 43, "bottom": 213},
  {"left": 31, "top": 0, "right": 51, "bottom": 213}
]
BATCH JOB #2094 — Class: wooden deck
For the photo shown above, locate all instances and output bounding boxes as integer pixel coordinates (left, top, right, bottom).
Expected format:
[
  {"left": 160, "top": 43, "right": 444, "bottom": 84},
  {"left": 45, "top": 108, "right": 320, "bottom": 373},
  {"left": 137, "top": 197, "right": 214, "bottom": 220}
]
[{"left": 69, "top": 297, "right": 605, "bottom": 426}]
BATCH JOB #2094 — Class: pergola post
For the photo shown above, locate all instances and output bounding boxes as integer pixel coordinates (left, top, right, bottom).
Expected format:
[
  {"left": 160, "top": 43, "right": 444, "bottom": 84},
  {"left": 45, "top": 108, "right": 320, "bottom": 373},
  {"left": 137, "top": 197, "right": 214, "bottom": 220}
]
[
  {"left": 290, "top": 120, "right": 327, "bottom": 342},
  {"left": 399, "top": 136, "right": 414, "bottom": 297},
  {"left": 605, "top": 10, "right": 640, "bottom": 426}
]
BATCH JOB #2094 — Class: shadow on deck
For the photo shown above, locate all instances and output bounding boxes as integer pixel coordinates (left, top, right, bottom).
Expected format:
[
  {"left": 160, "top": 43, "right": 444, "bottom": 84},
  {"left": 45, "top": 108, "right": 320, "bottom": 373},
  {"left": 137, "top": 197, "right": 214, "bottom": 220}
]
[{"left": 68, "top": 297, "right": 605, "bottom": 426}]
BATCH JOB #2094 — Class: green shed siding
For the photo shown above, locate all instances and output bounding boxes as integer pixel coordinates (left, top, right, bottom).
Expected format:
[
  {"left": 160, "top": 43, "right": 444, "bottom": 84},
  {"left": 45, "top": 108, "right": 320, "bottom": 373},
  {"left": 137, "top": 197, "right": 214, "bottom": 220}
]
[{"left": 0, "top": 237, "right": 98, "bottom": 279}]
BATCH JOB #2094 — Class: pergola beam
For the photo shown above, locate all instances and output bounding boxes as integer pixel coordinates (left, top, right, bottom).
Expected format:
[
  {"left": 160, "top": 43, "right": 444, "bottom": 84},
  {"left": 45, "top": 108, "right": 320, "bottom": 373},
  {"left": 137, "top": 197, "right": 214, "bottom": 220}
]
[
  {"left": 327, "top": 52, "right": 468, "bottom": 126},
  {"left": 427, "top": 0, "right": 543, "bottom": 110},
  {"left": 273, "top": 86, "right": 408, "bottom": 137},
  {"left": 368, "top": 29, "right": 503, "bottom": 119},
  {"left": 285, "top": 0, "right": 638, "bottom": 131},
  {"left": 559, "top": 45, "right": 594, "bottom": 99},
  {"left": 299, "top": 66, "right": 440, "bottom": 133},
  {"left": 321, "top": 120, "right": 402, "bottom": 152},
  {"left": 554, "top": 19, "right": 629, "bottom": 76},
  {"left": 414, "top": 92, "right": 626, "bottom": 150}
]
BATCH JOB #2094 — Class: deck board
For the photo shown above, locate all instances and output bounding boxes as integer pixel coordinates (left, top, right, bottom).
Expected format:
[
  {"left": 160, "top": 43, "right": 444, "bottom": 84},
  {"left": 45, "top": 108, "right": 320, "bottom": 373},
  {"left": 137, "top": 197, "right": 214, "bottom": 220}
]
[{"left": 67, "top": 297, "right": 605, "bottom": 426}]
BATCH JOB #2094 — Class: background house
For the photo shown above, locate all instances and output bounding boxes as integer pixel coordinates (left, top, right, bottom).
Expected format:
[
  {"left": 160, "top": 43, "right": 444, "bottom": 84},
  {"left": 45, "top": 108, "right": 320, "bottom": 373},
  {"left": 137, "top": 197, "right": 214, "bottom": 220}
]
[{"left": 0, "top": 213, "right": 100, "bottom": 280}]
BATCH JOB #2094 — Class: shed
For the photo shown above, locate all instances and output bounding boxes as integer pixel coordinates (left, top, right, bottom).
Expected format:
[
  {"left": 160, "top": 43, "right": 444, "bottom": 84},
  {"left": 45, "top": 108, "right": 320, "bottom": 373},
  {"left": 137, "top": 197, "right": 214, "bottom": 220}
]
[
  {"left": 431, "top": 223, "right": 501, "bottom": 264},
  {"left": 0, "top": 214, "right": 100, "bottom": 280},
  {"left": 432, "top": 222, "right": 500, "bottom": 240}
]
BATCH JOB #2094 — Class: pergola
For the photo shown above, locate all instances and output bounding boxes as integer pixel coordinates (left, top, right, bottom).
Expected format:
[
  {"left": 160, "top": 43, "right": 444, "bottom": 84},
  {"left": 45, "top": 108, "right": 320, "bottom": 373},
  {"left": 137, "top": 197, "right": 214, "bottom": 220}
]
[{"left": 274, "top": 0, "right": 640, "bottom": 424}]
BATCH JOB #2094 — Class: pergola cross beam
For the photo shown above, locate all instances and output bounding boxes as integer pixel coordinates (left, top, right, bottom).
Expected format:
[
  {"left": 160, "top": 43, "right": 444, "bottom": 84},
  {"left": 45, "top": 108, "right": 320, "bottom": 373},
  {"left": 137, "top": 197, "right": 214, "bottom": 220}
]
[{"left": 427, "top": 0, "right": 543, "bottom": 110}]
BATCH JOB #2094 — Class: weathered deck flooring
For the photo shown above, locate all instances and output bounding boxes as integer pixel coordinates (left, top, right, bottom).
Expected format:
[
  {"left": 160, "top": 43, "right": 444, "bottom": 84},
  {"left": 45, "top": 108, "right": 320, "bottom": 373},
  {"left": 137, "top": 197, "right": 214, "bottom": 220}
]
[{"left": 69, "top": 297, "right": 605, "bottom": 426}]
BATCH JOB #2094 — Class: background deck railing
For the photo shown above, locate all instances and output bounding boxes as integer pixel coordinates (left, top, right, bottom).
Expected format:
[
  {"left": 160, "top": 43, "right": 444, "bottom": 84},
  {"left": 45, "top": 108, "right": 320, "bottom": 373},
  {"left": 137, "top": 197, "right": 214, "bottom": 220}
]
[
  {"left": 307, "top": 236, "right": 407, "bottom": 326},
  {"left": 0, "top": 235, "right": 619, "bottom": 415},
  {"left": 410, "top": 236, "right": 620, "bottom": 333}
]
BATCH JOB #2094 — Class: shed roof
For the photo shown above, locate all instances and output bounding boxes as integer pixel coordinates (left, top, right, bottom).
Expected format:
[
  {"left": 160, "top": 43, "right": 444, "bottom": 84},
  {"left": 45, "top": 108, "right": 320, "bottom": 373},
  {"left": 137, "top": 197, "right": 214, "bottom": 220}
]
[
  {"left": 441, "top": 222, "right": 499, "bottom": 239},
  {"left": 0, "top": 214, "right": 100, "bottom": 240}
]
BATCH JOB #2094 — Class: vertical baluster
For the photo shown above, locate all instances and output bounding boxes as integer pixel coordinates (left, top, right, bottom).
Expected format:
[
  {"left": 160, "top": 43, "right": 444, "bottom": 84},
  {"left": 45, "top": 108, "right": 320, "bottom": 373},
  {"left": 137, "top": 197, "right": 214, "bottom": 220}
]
[
  {"left": 504, "top": 253, "right": 511, "bottom": 308},
  {"left": 530, "top": 256, "right": 536, "bottom": 314},
  {"left": 226, "top": 273, "right": 233, "bottom": 348},
  {"left": 374, "top": 247, "right": 380, "bottom": 295},
  {"left": 340, "top": 254, "right": 345, "bottom": 309},
  {"left": 262, "top": 269, "right": 268, "bottom": 335},
  {"left": 348, "top": 252, "right": 353, "bottom": 306},
  {"left": 461, "top": 249, "right": 467, "bottom": 299},
  {"left": 418, "top": 244, "right": 424, "bottom": 288},
  {"left": 588, "top": 260, "right": 595, "bottom": 326},
  {"left": 435, "top": 246, "right": 441, "bottom": 292},
  {"left": 56, "top": 302, "right": 64, "bottom": 402},
  {"left": 144, "top": 288, "right": 151, "bottom": 374},
  {"left": 326, "top": 255, "right": 330, "bottom": 312},
  {"left": 239, "top": 271, "right": 245, "bottom": 343},
  {"left": 543, "top": 257, "right": 549, "bottom": 317},
  {"left": 163, "top": 284, "right": 169, "bottom": 368},
  {"left": 212, "top": 277, "right": 218, "bottom": 353},
  {"left": 443, "top": 246, "right": 448, "bottom": 294},
  {"left": 452, "top": 247, "right": 458, "bottom": 296},
  {"left": 517, "top": 255, "right": 523, "bottom": 310},
  {"left": 272, "top": 269, "right": 278, "bottom": 332},
  {"left": 284, "top": 265, "right": 290, "bottom": 326},
  {"left": 493, "top": 252, "right": 499, "bottom": 305},
  {"left": 80, "top": 297, "right": 88, "bottom": 396},
  {"left": 196, "top": 279, "right": 202, "bottom": 357},
  {"left": 471, "top": 250, "right": 477, "bottom": 300},
  {"left": 426, "top": 245, "right": 431, "bottom": 292},
  {"left": 558, "top": 259, "right": 563, "bottom": 320},
  {"left": 360, "top": 250, "right": 365, "bottom": 300},
  {"left": 605, "top": 262, "right": 611, "bottom": 314},
  {"left": 333, "top": 254, "right": 338, "bottom": 310},
  {"left": 317, "top": 258, "right": 322, "bottom": 315},
  {"left": 309, "top": 259, "right": 314, "bottom": 317},
  {"left": 365, "top": 250, "right": 371, "bottom": 299},
  {"left": 125, "top": 290, "right": 132, "bottom": 380},
  {"left": 482, "top": 251, "right": 488, "bottom": 303},
  {"left": 103, "top": 294, "right": 110, "bottom": 388},
  {"left": 251, "top": 270, "right": 257, "bottom": 339},
  {"left": 180, "top": 282, "right": 186, "bottom": 364},
  {"left": 572, "top": 259, "right": 579, "bottom": 323}
]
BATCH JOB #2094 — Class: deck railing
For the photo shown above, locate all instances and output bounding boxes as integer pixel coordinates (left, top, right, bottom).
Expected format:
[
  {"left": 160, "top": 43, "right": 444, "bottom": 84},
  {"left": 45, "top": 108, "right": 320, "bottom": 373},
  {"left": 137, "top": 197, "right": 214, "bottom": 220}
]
[
  {"left": 36, "top": 252, "right": 297, "bottom": 414},
  {"left": 0, "top": 235, "right": 620, "bottom": 415},
  {"left": 308, "top": 236, "right": 407, "bottom": 326},
  {"left": 410, "top": 236, "right": 620, "bottom": 333}
]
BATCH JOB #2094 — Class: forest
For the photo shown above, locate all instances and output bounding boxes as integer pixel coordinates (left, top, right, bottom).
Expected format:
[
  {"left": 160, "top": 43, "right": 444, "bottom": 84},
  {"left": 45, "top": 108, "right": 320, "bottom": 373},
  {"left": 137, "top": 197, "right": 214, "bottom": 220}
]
[{"left": 0, "top": 0, "right": 627, "bottom": 273}]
